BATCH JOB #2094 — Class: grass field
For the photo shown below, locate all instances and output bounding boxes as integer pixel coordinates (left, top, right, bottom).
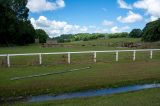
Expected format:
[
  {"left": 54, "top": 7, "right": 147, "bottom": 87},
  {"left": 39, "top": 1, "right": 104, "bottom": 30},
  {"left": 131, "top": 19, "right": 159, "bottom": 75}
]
[
  {"left": 0, "top": 38, "right": 160, "bottom": 105},
  {"left": 12, "top": 88, "right": 160, "bottom": 106},
  {"left": 0, "top": 61, "right": 160, "bottom": 99},
  {"left": 0, "top": 38, "right": 141, "bottom": 54},
  {"left": 0, "top": 38, "right": 159, "bottom": 67}
]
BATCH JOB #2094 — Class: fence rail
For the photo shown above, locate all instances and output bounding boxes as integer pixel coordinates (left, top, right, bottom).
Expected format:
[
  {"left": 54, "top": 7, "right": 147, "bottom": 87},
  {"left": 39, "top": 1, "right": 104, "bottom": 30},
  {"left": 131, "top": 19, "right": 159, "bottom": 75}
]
[{"left": 0, "top": 49, "right": 160, "bottom": 67}]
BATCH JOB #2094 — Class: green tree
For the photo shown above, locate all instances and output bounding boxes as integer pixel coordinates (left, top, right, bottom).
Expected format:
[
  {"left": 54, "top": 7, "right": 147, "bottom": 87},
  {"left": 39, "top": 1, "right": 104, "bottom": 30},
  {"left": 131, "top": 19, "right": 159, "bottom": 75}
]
[
  {"left": 15, "top": 21, "right": 36, "bottom": 45},
  {"left": 0, "top": 0, "right": 35, "bottom": 45},
  {"left": 142, "top": 19, "right": 160, "bottom": 42},
  {"left": 36, "top": 29, "right": 49, "bottom": 43},
  {"left": 108, "top": 32, "right": 128, "bottom": 38},
  {"left": 129, "top": 29, "right": 142, "bottom": 38}
]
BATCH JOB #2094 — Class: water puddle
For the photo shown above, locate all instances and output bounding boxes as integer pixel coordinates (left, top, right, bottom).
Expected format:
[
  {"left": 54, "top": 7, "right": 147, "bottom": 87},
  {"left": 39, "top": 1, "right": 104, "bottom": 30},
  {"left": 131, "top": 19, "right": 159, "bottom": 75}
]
[{"left": 27, "top": 83, "right": 160, "bottom": 103}]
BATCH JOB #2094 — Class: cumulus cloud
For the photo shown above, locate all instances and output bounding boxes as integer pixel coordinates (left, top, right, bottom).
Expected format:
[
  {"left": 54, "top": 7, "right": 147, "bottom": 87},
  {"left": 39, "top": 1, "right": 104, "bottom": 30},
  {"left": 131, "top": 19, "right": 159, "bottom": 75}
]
[
  {"left": 102, "top": 20, "right": 114, "bottom": 26},
  {"left": 27, "top": 0, "right": 65, "bottom": 13},
  {"left": 30, "top": 16, "right": 91, "bottom": 37},
  {"left": 133, "top": 0, "right": 160, "bottom": 18},
  {"left": 31, "top": 16, "right": 132, "bottom": 37},
  {"left": 117, "top": 11, "right": 143, "bottom": 23},
  {"left": 110, "top": 26, "right": 130, "bottom": 33},
  {"left": 117, "top": 0, "right": 132, "bottom": 9},
  {"left": 30, "top": 16, "right": 111, "bottom": 37}
]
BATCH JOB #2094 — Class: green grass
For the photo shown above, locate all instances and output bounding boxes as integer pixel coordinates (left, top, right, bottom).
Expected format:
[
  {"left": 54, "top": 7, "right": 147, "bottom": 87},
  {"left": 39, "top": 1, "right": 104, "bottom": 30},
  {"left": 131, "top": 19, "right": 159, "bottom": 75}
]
[
  {"left": 0, "top": 38, "right": 160, "bottom": 104},
  {"left": 11, "top": 88, "right": 160, "bottom": 106},
  {"left": 0, "top": 38, "right": 147, "bottom": 67},
  {"left": 0, "top": 38, "right": 141, "bottom": 54},
  {"left": 70, "top": 38, "right": 141, "bottom": 45},
  {"left": 0, "top": 61, "right": 160, "bottom": 99},
  {"left": 0, "top": 50, "right": 159, "bottom": 67}
]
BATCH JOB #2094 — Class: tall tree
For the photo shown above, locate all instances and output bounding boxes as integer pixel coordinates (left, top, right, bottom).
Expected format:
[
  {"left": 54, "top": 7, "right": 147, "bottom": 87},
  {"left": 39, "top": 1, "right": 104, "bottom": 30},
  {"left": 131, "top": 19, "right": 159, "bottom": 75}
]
[
  {"left": 0, "top": 0, "right": 35, "bottom": 45},
  {"left": 142, "top": 19, "right": 160, "bottom": 42}
]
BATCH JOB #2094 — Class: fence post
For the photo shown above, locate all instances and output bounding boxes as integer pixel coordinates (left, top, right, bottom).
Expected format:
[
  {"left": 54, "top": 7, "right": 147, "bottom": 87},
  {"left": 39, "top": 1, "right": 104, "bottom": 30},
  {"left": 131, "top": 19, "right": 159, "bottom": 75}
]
[
  {"left": 116, "top": 51, "right": 119, "bottom": 62},
  {"left": 68, "top": 53, "right": 71, "bottom": 64},
  {"left": 94, "top": 52, "right": 97, "bottom": 63},
  {"left": 7, "top": 54, "right": 10, "bottom": 67},
  {"left": 39, "top": 53, "right": 42, "bottom": 65},
  {"left": 150, "top": 50, "right": 153, "bottom": 59},
  {"left": 133, "top": 50, "right": 136, "bottom": 61}
]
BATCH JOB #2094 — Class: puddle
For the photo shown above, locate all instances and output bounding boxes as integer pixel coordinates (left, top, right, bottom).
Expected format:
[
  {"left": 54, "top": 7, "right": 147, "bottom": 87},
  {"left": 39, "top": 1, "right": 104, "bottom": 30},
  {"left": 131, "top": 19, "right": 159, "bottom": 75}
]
[{"left": 27, "top": 83, "right": 160, "bottom": 103}]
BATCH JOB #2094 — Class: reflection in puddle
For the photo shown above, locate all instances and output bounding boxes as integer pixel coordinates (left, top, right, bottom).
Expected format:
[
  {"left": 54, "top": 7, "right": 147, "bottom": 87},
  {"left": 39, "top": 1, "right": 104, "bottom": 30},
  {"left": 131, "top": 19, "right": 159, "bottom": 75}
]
[{"left": 28, "top": 83, "right": 160, "bottom": 103}]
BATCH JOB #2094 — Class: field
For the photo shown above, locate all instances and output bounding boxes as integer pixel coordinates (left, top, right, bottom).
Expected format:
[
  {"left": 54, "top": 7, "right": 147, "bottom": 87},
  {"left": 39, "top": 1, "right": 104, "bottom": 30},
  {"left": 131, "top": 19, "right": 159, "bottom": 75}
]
[
  {"left": 0, "top": 38, "right": 141, "bottom": 54},
  {"left": 0, "top": 38, "right": 160, "bottom": 105}
]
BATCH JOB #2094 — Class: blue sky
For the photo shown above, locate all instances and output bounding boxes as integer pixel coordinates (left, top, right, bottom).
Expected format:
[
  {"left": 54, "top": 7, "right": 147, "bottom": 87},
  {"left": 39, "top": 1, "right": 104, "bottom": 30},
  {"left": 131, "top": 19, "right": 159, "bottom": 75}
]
[{"left": 27, "top": 0, "right": 160, "bottom": 37}]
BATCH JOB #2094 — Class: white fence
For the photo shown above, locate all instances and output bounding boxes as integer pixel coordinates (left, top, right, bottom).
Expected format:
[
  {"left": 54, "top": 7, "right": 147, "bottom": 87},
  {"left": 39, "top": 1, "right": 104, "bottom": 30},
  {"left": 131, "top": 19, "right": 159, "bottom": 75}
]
[{"left": 0, "top": 49, "right": 160, "bottom": 67}]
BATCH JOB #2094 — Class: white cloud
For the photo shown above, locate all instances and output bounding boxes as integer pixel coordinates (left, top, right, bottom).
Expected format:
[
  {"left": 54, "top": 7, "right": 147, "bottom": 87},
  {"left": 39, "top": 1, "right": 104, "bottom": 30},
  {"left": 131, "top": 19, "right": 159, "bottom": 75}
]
[
  {"left": 56, "top": 0, "right": 65, "bottom": 8},
  {"left": 30, "top": 16, "right": 94, "bottom": 37},
  {"left": 117, "top": 11, "right": 143, "bottom": 23},
  {"left": 30, "top": 16, "right": 111, "bottom": 37},
  {"left": 117, "top": 0, "right": 132, "bottom": 9},
  {"left": 110, "top": 26, "right": 130, "bottom": 33},
  {"left": 111, "top": 26, "right": 119, "bottom": 33},
  {"left": 133, "top": 0, "right": 160, "bottom": 18},
  {"left": 27, "top": 0, "right": 65, "bottom": 13},
  {"left": 150, "top": 16, "right": 159, "bottom": 21},
  {"left": 145, "top": 16, "right": 159, "bottom": 23},
  {"left": 102, "top": 20, "right": 114, "bottom": 26}
]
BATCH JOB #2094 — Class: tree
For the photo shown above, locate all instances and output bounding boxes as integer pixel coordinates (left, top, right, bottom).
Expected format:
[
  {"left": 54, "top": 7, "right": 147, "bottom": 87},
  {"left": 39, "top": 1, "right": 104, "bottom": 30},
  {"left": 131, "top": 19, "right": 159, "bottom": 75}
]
[
  {"left": 0, "top": 0, "right": 36, "bottom": 45},
  {"left": 142, "top": 19, "right": 160, "bottom": 42},
  {"left": 15, "top": 21, "right": 36, "bottom": 45},
  {"left": 35, "top": 29, "right": 49, "bottom": 43},
  {"left": 108, "top": 32, "right": 128, "bottom": 38},
  {"left": 129, "top": 29, "right": 142, "bottom": 38}
]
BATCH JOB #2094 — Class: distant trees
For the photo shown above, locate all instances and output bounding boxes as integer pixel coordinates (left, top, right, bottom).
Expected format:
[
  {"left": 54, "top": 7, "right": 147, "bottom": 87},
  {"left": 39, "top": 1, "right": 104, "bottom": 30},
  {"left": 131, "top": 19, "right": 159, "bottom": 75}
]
[
  {"left": 0, "top": 0, "right": 36, "bottom": 45},
  {"left": 35, "top": 29, "right": 49, "bottom": 43},
  {"left": 142, "top": 19, "right": 160, "bottom": 42},
  {"left": 73, "top": 33, "right": 105, "bottom": 41},
  {"left": 54, "top": 33, "right": 106, "bottom": 43},
  {"left": 55, "top": 19, "right": 160, "bottom": 43},
  {"left": 129, "top": 29, "right": 142, "bottom": 38},
  {"left": 108, "top": 32, "right": 128, "bottom": 38},
  {"left": 54, "top": 34, "right": 73, "bottom": 43}
]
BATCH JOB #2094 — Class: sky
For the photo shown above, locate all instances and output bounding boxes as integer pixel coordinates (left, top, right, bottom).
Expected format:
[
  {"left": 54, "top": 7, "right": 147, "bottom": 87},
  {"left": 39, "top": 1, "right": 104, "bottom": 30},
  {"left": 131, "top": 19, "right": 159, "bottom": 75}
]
[{"left": 27, "top": 0, "right": 160, "bottom": 38}]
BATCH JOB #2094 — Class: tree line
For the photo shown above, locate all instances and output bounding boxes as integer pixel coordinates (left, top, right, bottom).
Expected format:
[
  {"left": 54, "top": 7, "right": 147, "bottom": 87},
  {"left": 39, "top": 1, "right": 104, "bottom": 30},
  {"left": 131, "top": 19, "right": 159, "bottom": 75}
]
[
  {"left": 54, "top": 19, "right": 160, "bottom": 43},
  {"left": 0, "top": 0, "right": 49, "bottom": 46},
  {"left": 54, "top": 33, "right": 129, "bottom": 43},
  {"left": 54, "top": 33, "right": 106, "bottom": 43},
  {"left": 0, "top": 0, "right": 160, "bottom": 46}
]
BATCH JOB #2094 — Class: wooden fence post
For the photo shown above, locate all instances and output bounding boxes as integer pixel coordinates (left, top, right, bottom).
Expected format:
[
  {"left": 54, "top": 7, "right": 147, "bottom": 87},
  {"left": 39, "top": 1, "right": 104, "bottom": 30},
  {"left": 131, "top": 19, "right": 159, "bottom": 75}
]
[
  {"left": 150, "top": 50, "right": 153, "bottom": 59},
  {"left": 94, "top": 52, "right": 97, "bottom": 63},
  {"left": 116, "top": 51, "right": 119, "bottom": 62},
  {"left": 68, "top": 53, "right": 71, "bottom": 64},
  {"left": 133, "top": 50, "right": 136, "bottom": 61},
  {"left": 7, "top": 54, "right": 10, "bottom": 67}
]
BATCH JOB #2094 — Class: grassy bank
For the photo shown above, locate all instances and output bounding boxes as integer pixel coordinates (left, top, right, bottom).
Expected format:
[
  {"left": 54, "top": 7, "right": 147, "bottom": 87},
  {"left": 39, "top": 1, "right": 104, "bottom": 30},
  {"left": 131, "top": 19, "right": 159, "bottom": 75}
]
[
  {"left": 13, "top": 88, "right": 160, "bottom": 106},
  {"left": 0, "top": 61, "right": 160, "bottom": 99}
]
